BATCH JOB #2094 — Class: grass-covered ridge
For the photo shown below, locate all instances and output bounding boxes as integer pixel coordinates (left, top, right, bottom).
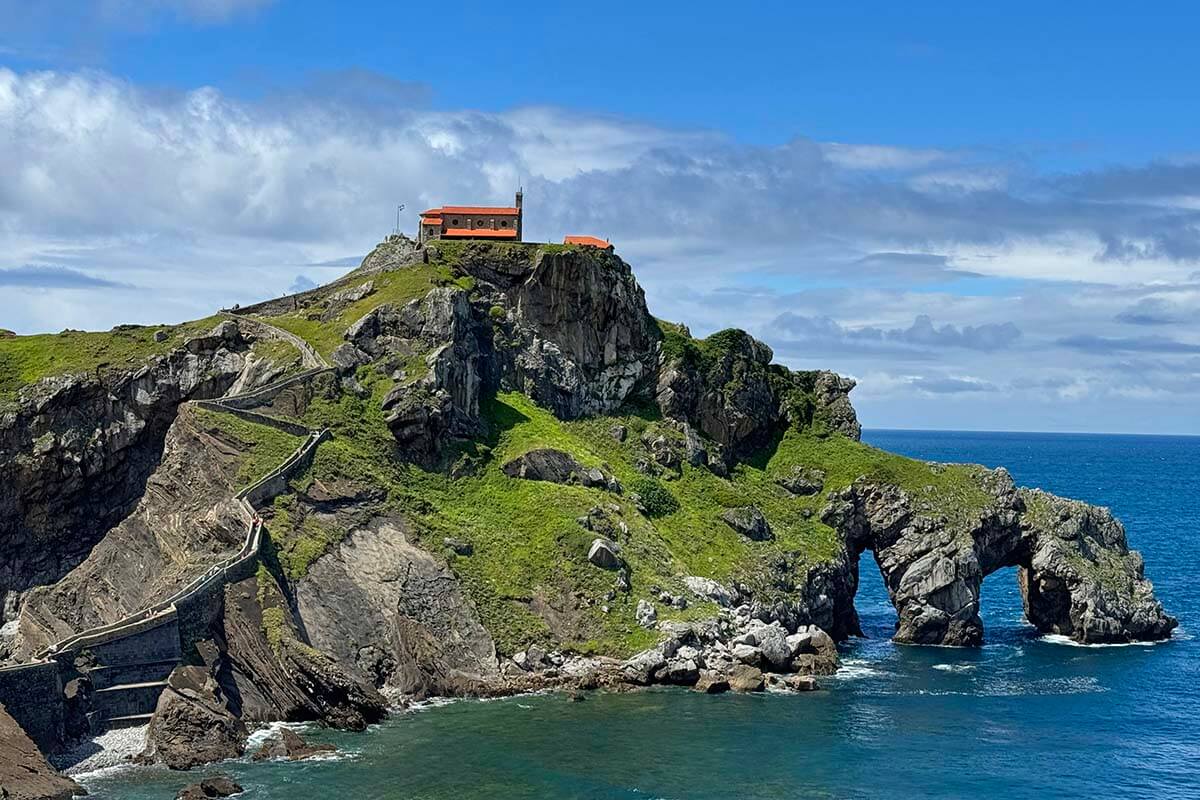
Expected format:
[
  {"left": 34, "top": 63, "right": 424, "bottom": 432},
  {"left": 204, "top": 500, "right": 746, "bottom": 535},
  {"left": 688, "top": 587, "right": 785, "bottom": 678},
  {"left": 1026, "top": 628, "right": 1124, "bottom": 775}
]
[
  {"left": 255, "top": 338, "right": 994, "bottom": 657},
  {"left": 0, "top": 316, "right": 223, "bottom": 403},
  {"left": 249, "top": 240, "right": 568, "bottom": 359},
  {"left": 190, "top": 406, "right": 306, "bottom": 490}
]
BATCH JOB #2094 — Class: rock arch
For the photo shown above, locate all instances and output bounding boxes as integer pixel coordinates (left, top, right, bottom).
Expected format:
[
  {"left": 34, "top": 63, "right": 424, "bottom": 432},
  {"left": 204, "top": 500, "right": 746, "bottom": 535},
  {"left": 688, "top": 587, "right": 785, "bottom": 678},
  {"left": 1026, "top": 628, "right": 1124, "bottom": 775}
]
[{"left": 820, "top": 469, "right": 1176, "bottom": 646}]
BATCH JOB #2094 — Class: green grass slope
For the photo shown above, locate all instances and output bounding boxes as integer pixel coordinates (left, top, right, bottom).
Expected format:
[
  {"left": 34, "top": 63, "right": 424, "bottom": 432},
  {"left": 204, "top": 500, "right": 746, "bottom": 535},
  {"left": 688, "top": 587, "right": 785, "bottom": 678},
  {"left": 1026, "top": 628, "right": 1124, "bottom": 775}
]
[{"left": 0, "top": 317, "right": 223, "bottom": 403}]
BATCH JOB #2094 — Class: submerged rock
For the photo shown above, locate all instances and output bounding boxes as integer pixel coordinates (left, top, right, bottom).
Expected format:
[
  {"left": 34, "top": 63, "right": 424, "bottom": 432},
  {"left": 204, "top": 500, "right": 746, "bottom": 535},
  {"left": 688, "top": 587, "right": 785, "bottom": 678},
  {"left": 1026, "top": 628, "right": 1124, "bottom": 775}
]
[
  {"left": 176, "top": 775, "right": 243, "bottom": 799},
  {"left": 252, "top": 727, "right": 336, "bottom": 762}
]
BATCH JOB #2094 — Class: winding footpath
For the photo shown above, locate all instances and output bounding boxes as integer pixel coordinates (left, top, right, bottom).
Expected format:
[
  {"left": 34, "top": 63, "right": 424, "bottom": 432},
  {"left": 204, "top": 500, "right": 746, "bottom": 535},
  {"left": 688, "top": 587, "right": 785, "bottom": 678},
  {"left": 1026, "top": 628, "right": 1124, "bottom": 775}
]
[{"left": 1, "top": 316, "right": 333, "bottom": 736}]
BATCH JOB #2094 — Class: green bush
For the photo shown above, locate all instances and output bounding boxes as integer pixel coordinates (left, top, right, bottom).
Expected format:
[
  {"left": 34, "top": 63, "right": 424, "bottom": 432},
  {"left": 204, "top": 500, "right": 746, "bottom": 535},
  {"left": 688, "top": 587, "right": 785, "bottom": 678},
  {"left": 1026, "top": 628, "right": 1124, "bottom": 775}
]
[
  {"left": 489, "top": 305, "right": 506, "bottom": 321},
  {"left": 629, "top": 476, "right": 680, "bottom": 517}
]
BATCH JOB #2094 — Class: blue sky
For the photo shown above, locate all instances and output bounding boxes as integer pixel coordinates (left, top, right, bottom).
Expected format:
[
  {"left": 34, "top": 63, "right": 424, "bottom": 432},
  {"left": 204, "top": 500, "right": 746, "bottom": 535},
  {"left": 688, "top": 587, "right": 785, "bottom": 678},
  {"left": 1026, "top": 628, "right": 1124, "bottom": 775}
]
[{"left": 2, "top": 1, "right": 1200, "bottom": 434}]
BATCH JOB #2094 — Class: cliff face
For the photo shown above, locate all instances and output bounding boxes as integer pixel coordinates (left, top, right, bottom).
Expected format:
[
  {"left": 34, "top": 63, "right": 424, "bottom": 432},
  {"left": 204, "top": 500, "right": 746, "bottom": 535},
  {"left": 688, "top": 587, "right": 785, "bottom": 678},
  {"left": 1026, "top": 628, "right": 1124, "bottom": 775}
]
[
  {"left": 0, "top": 321, "right": 276, "bottom": 621},
  {"left": 0, "top": 702, "right": 81, "bottom": 800},
  {"left": 0, "top": 237, "right": 1177, "bottom": 766},
  {"left": 9, "top": 404, "right": 272, "bottom": 659}
]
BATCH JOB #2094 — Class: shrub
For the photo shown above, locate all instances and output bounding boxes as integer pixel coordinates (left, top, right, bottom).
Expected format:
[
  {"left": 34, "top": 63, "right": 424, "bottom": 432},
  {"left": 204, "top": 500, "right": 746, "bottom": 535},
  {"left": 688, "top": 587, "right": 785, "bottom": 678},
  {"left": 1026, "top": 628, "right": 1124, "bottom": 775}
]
[{"left": 629, "top": 476, "right": 680, "bottom": 518}]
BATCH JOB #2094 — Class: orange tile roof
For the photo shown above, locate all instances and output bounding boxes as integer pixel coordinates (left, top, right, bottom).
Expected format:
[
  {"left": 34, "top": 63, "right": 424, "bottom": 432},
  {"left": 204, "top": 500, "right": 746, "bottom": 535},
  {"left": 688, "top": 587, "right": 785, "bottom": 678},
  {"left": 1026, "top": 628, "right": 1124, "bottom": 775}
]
[
  {"left": 564, "top": 235, "right": 611, "bottom": 248},
  {"left": 441, "top": 206, "right": 519, "bottom": 215},
  {"left": 420, "top": 208, "right": 442, "bottom": 216},
  {"left": 442, "top": 227, "right": 519, "bottom": 239},
  {"left": 422, "top": 217, "right": 443, "bottom": 225}
]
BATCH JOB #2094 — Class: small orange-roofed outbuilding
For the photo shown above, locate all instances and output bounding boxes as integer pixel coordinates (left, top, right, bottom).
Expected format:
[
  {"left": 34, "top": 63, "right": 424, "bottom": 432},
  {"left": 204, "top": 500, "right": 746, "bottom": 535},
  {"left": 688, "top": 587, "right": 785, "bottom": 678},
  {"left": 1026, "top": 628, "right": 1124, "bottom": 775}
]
[{"left": 563, "top": 235, "right": 613, "bottom": 251}]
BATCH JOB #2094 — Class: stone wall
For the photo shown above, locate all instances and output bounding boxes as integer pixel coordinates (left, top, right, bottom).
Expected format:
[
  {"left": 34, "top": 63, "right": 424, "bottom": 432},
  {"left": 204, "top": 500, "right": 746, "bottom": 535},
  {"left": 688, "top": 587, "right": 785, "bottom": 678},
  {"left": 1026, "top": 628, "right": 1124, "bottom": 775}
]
[{"left": 0, "top": 662, "right": 63, "bottom": 752}]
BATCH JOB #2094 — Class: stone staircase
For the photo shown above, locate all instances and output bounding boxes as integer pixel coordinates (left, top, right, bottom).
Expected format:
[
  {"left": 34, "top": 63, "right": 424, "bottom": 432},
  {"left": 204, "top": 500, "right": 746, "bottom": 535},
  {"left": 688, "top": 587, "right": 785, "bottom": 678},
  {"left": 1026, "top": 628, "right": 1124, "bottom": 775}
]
[{"left": 0, "top": 317, "right": 333, "bottom": 740}]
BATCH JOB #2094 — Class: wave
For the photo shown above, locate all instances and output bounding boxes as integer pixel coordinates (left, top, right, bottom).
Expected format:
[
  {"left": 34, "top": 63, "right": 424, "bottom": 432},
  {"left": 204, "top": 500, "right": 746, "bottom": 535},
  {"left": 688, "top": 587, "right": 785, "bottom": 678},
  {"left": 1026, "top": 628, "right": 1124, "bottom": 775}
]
[
  {"left": 932, "top": 663, "right": 977, "bottom": 673},
  {"left": 1038, "top": 634, "right": 1171, "bottom": 649},
  {"left": 867, "top": 675, "right": 1107, "bottom": 698},
  {"left": 406, "top": 696, "right": 460, "bottom": 713},
  {"left": 833, "top": 659, "right": 888, "bottom": 680},
  {"left": 244, "top": 720, "right": 313, "bottom": 749}
]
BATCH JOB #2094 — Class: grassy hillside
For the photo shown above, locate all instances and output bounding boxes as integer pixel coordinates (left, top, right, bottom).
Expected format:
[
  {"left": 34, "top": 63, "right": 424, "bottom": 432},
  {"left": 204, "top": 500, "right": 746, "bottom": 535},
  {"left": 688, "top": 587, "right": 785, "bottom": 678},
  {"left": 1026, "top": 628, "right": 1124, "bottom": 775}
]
[
  {"left": 0, "top": 316, "right": 306, "bottom": 406},
  {"left": 250, "top": 346, "right": 994, "bottom": 657},
  {"left": 0, "top": 317, "right": 223, "bottom": 403}
]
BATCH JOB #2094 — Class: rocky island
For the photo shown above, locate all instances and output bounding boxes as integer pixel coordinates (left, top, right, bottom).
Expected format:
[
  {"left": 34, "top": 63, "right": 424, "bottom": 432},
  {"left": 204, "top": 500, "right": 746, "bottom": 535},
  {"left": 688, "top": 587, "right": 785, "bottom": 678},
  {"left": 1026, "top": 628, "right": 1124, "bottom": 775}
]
[{"left": 0, "top": 237, "right": 1175, "bottom": 796}]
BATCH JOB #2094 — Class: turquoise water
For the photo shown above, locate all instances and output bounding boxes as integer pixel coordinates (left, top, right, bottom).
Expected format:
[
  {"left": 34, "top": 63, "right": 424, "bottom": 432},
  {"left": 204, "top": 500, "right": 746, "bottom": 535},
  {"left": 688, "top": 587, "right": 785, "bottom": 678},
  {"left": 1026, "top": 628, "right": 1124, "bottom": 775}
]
[{"left": 82, "top": 430, "right": 1200, "bottom": 799}]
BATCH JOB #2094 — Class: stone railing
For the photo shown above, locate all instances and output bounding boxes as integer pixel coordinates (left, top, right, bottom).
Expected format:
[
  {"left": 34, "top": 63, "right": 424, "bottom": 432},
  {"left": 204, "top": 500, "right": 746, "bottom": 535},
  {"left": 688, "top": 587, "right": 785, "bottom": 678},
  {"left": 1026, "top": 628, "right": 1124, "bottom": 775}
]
[
  {"left": 1, "top": 315, "right": 334, "bottom": 748},
  {"left": 11, "top": 317, "right": 331, "bottom": 667}
]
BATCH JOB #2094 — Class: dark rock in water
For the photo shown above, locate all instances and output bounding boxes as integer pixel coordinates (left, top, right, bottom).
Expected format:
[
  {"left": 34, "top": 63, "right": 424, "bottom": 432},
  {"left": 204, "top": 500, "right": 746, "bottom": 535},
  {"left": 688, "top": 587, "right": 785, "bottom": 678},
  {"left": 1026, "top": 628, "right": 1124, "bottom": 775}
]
[
  {"left": 252, "top": 727, "right": 337, "bottom": 762},
  {"left": 787, "top": 625, "right": 839, "bottom": 676},
  {"left": 721, "top": 506, "right": 773, "bottom": 541},
  {"left": 0, "top": 702, "right": 83, "bottom": 800},
  {"left": 176, "top": 775, "right": 244, "bottom": 799},
  {"left": 784, "top": 674, "right": 819, "bottom": 692},
  {"left": 145, "top": 665, "right": 247, "bottom": 770},
  {"left": 694, "top": 670, "right": 730, "bottom": 694}
]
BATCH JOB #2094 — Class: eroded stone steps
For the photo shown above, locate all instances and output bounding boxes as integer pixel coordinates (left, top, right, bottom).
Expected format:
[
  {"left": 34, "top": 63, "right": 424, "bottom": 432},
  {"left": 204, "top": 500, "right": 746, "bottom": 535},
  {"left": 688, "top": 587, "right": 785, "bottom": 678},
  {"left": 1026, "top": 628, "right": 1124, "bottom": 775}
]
[
  {"left": 88, "top": 658, "right": 179, "bottom": 690},
  {"left": 104, "top": 713, "right": 154, "bottom": 730},
  {"left": 92, "top": 679, "right": 170, "bottom": 720}
]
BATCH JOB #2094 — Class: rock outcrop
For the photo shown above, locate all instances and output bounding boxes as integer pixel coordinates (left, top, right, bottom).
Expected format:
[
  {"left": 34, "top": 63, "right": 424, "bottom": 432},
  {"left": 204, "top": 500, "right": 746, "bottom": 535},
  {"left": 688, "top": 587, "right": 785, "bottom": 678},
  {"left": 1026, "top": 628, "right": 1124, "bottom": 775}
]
[
  {"left": 0, "top": 321, "right": 257, "bottom": 624},
  {"left": 144, "top": 665, "right": 247, "bottom": 770},
  {"left": 501, "top": 448, "right": 611, "bottom": 489},
  {"left": 1018, "top": 489, "right": 1176, "bottom": 643},
  {"left": 498, "top": 247, "right": 660, "bottom": 419},
  {"left": 655, "top": 327, "right": 861, "bottom": 459},
  {"left": 251, "top": 727, "right": 336, "bottom": 761},
  {"left": 217, "top": 573, "right": 388, "bottom": 730},
  {"left": 175, "top": 775, "right": 243, "bottom": 800},
  {"left": 296, "top": 521, "right": 501, "bottom": 697},
  {"left": 0, "top": 702, "right": 82, "bottom": 800},
  {"left": 820, "top": 470, "right": 1177, "bottom": 646}
]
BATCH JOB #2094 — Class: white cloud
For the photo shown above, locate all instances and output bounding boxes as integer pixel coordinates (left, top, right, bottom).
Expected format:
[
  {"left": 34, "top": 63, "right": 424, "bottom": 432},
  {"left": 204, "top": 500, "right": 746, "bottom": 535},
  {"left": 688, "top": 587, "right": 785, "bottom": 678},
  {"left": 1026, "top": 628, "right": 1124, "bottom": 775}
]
[{"left": 3, "top": 66, "right": 1200, "bottom": 432}]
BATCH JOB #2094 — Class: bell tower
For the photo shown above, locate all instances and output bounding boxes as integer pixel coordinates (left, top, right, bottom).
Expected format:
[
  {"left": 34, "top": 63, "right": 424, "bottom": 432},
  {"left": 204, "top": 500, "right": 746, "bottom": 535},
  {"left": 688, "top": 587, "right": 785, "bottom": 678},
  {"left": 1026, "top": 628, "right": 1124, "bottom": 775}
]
[{"left": 515, "top": 187, "right": 523, "bottom": 242}]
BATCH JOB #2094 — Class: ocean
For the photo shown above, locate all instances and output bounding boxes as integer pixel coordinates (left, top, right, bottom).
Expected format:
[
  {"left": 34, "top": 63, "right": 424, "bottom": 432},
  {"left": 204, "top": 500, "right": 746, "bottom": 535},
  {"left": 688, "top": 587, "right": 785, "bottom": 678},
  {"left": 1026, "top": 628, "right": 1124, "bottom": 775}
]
[{"left": 80, "top": 430, "right": 1200, "bottom": 799}]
